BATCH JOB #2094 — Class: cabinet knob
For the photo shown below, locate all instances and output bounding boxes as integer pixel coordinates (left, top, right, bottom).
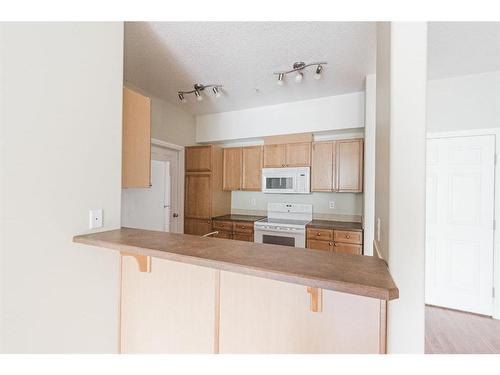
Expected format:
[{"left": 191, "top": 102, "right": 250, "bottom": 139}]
[
  {"left": 346, "top": 235, "right": 350, "bottom": 239},
  {"left": 317, "top": 232, "right": 321, "bottom": 236},
  {"left": 334, "top": 243, "right": 338, "bottom": 247}
]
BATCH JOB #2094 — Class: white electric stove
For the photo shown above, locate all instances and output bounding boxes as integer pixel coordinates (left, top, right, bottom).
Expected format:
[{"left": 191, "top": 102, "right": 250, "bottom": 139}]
[{"left": 254, "top": 203, "right": 312, "bottom": 248}]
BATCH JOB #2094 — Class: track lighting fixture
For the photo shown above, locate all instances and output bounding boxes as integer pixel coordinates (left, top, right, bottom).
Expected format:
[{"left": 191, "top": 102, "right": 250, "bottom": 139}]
[
  {"left": 178, "top": 83, "right": 223, "bottom": 103},
  {"left": 274, "top": 61, "right": 327, "bottom": 85}
]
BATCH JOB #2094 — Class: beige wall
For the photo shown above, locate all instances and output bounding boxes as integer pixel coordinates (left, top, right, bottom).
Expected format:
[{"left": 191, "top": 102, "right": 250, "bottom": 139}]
[
  {"left": 0, "top": 23, "right": 124, "bottom": 353},
  {"left": 125, "top": 83, "right": 196, "bottom": 146}
]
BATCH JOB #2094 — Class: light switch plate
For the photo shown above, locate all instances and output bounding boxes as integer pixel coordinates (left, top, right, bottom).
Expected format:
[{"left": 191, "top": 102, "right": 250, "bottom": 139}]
[
  {"left": 329, "top": 201, "right": 335, "bottom": 209},
  {"left": 89, "top": 209, "right": 103, "bottom": 229}
]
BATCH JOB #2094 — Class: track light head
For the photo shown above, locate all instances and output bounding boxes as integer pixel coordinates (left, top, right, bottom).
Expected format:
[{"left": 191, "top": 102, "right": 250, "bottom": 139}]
[
  {"left": 314, "top": 65, "right": 323, "bottom": 80},
  {"left": 212, "top": 86, "right": 222, "bottom": 98},
  {"left": 295, "top": 72, "right": 303, "bottom": 83},
  {"left": 277, "top": 73, "right": 285, "bottom": 86},
  {"left": 195, "top": 90, "right": 203, "bottom": 101},
  {"left": 178, "top": 93, "right": 186, "bottom": 103}
]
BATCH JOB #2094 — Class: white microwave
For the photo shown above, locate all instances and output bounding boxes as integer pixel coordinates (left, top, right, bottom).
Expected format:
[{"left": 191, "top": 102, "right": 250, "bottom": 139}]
[{"left": 262, "top": 167, "right": 310, "bottom": 194}]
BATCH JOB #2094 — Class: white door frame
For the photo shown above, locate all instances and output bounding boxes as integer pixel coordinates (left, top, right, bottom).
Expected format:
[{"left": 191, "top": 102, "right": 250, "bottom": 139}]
[
  {"left": 427, "top": 128, "right": 499, "bottom": 319},
  {"left": 151, "top": 138, "right": 185, "bottom": 233}
]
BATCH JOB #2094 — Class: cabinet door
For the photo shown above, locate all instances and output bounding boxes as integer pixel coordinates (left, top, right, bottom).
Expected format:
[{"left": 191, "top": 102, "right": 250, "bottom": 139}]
[
  {"left": 311, "top": 141, "right": 334, "bottom": 191},
  {"left": 263, "top": 144, "right": 286, "bottom": 167},
  {"left": 242, "top": 146, "right": 263, "bottom": 191},
  {"left": 333, "top": 242, "right": 363, "bottom": 255},
  {"left": 286, "top": 142, "right": 311, "bottom": 167},
  {"left": 336, "top": 139, "right": 363, "bottom": 192},
  {"left": 122, "top": 87, "right": 151, "bottom": 188},
  {"left": 223, "top": 147, "right": 242, "bottom": 191},
  {"left": 186, "top": 146, "right": 212, "bottom": 172},
  {"left": 215, "top": 230, "right": 233, "bottom": 239},
  {"left": 185, "top": 174, "right": 211, "bottom": 218},
  {"left": 307, "top": 239, "right": 333, "bottom": 252},
  {"left": 184, "top": 218, "right": 213, "bottom": 236}
]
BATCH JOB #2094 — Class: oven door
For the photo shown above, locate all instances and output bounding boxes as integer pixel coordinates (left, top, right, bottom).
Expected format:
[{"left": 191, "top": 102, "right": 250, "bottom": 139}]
[
  {"left": 262, "top": 175, "right": 295, "bottom": 194},
  {"left": 254, "top": 228, "right": 305, "bottom": 248}
]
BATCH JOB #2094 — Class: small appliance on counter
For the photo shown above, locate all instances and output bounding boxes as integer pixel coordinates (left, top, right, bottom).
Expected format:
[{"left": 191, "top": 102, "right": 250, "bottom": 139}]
[
  {"left": 261, "top": 167, "right": 310, "bottom": 194},
  {"left": 254, "top": 203, "right": 312, "bottom": 248}
]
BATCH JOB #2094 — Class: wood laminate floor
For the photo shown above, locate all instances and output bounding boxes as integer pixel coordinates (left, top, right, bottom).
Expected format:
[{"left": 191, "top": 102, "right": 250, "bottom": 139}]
[{"left": 425, "top": 305, "right": 500, "bottom": 354}]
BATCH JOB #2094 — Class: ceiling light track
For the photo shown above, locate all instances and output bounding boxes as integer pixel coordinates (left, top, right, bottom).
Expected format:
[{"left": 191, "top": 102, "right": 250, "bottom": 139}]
[
  {"left": 178, "top": 83, "right": 223, "bottom": 103},
  {"left": 274, "top": 61, "right": 327, "bottom": 85}
]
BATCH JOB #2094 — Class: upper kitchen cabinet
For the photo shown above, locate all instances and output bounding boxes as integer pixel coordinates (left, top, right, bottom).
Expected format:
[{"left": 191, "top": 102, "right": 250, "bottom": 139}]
[
  {"left": 122, "top": 87, "right": 151, "bottom": 188},
  {"left": 223, "top": 147, "right": 242, "bottom": 191},
  {"left": 311, "top": 141, "right": 335, "bottom": 192},
  {"left": 222, "top": 146, "right": 263, "bottom": 191},
  {"left": 336, "top": 139, "right": 363, "bottom": 192},
  {"left": 186, "top": 145, "right": 213, "bottom": 172},
  {"left": 311, "top": 138, "right": 363, "bottom": 193},
  {"left": 285, "top": 142, "right": 311, "bottom": 167},
  {"left": 263, "top": 144, "right": 286, "bottom": 167},
  {"left": 241, "top": 146, "right": 263, "bottom": 190}
]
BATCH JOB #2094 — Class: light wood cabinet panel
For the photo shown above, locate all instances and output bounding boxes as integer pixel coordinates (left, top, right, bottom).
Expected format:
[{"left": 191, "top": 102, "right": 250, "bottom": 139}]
[
  {"left": 285, "top": 142, "right": 311, "bottom": 167},
  {"left": 307, "top": 239, "right": 333, "bottom": 252},
  {"left": 336, "top": 139, "right": 363, "bottom": 192},
  {"left": 334, "top": 230, "right": 363, "bottom": 245},
  {"left": 121, "top": 257, "right": 217, "bottom": 353},
  {"left": 263, "top": 144, "right": 286, "bottom": 167},
  {"left": 333, "top": 243, "right": 363, "bottom": 255},
  {"left": 184, "top": 218, "right": 213, "bottom": 236},
  {"left": 223, "top": 147, "right": 242, "bottom": 191},
  {"left": 242, "top": 146, "right": 263, "bottom": 191},
  {"left": 185, "top": 174, "right": 211, "bottom": 219},
  {"left": 122, "top": 87, "right": 151, "bottom": 188},
  {"left": 219, "top": 271, "right": 381, "bottom": 353},
  {"left": 311, "top": 141, "right": 334, "bottom": 191},
  {"left": 186, "top": 145, "right": 212, "bottom": 172}
]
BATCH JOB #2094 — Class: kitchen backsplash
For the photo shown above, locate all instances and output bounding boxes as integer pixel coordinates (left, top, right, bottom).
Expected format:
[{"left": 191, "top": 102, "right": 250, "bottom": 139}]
[{"left": 231, "top": 191, "right": 363, "bottom": 222}]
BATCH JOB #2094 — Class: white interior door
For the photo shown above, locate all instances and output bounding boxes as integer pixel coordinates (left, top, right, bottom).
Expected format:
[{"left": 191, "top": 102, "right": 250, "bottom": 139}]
[
  {"left": 122, "top": 160, "right": 170, "bottom": 232},
  {"left": 426, "top": 135, "right": 495, "bottom": 315}
]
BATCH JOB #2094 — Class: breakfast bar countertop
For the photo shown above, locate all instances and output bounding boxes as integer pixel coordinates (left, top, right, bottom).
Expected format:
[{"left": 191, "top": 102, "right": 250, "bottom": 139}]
[
  {"left": 73, "top": 227, "right": 397, "bottom": 301},
  {"left": 306, "top": 220, "right": 363, "bottom": 231}
]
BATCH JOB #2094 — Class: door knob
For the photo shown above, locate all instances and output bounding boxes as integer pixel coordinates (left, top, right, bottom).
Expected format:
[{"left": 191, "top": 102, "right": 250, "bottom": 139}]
[{"left": 172, "top": 213, "right": 179, "bottom": 218}]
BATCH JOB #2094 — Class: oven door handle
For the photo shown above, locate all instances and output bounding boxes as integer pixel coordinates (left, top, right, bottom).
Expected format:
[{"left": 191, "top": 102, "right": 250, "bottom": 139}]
[{"left": 255, "top": 227, "right": 305, "bottom": 234}]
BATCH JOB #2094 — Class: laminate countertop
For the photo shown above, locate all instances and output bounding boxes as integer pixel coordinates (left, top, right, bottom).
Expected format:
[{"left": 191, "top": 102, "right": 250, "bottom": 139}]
[
  {"left": 306, "top": 220, "right": 363, "bottom": 231},
  {"left": 212, "top": 214, "right": 266, "bottom": 222},
  {"left": 73, "top": 228, "right": 397, "bottom": 301}
]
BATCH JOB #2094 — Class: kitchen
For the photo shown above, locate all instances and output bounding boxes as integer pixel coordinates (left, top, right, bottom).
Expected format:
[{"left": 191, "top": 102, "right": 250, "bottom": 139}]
[{"left": 74, "top": 22, "right": 396, "bottom": 353}]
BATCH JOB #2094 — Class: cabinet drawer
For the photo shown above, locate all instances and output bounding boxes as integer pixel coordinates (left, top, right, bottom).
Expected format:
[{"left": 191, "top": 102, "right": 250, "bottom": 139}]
[
  {"left": 215, "top": 230, "right": 233, "bottom": 239},
  {"left": 234, "top": 221, "right": 254, "bottom": 234},
  {"left": 233, "top": 233, "right": 254, "bottom": 242},
  {"left": 213, "top": 220, "right": 234, "bottom": 232},
  {"left": 333, "top": 230, "right": 362, "bottom": 244},
  {"left": 333, "top": 242, "right": 363, "bottom": 255},
  {"left": 306, "top": 228, "right": 334, "bottom": 241},
  {"left": 307, "top": 239, "right": 333, "bottom": 252}
]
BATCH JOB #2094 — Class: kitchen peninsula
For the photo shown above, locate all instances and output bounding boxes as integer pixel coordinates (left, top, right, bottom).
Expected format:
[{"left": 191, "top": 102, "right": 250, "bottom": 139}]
[{"left": 74, "top": 228, "right": 398, "bottom": 354}]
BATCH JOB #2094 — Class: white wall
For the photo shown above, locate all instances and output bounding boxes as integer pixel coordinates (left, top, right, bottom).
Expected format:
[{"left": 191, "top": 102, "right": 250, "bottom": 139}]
[
  {"left": 231, "top": 191, "right": 363, "bottom": 220},
  {"left": 0, "top": 23, "right": 124, "bottom": 353},
  {"left": 125, "top": 83, "right": 197, "bottom": 146},
  {"left": 196, "top": 92, "right": 365, "bottom": 143},
  {"left": 375, "top": 22, "right": 427, "bottom": 353},
  {"left": 363, "top": 75, "right": 376, "bottom": 256},
  {"left": 427, "top": 71, "right": 500, "bottom": 133}
]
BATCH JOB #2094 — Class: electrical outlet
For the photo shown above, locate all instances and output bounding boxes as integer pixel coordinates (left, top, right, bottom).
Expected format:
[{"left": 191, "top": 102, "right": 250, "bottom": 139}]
[
  {"left": 250, "top": 198, "right": 257, "bottom": 207},
  {"left": 89, "top": 209, "right": 103, "bottom": 229},
  {"left": 329, "top": 201, "right": 335, "bottom": 209}
]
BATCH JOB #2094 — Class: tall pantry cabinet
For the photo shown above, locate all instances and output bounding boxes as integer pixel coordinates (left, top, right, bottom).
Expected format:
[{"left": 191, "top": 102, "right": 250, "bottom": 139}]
[{"left": 184, "top": 145, "right": 231, "bottom": 235}]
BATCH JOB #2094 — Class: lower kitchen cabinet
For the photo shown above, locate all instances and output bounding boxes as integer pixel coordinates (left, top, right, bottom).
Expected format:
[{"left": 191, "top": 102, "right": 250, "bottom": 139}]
[
  {"left": 184, "top": 218, "right": 213, "bottom": 236},
  {"left": 212, "top": 219, "right": 255, "bottom": 242},
  {"left": 306, "top": 227, "right": 363, "bottom": 255}
]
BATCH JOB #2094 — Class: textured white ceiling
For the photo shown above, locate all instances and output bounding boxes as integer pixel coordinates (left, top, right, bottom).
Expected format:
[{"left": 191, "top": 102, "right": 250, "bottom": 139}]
[
  {"left": 124, "top": 22, "right": 376, "bottom": 115},
  {"left": 124, "top": 22, "right": 500, "bottom": 116},
  {"left": 428, "top": 22, "right": 500, "bottom": 80}
]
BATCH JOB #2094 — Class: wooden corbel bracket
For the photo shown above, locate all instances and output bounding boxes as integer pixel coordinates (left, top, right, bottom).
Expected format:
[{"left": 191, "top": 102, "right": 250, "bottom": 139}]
[
  {"left": 306, "top": 287, "right": 323, "bottom": 312},
  {"left": 120, "top": 251, "right": 151, "bottom": 273}
]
